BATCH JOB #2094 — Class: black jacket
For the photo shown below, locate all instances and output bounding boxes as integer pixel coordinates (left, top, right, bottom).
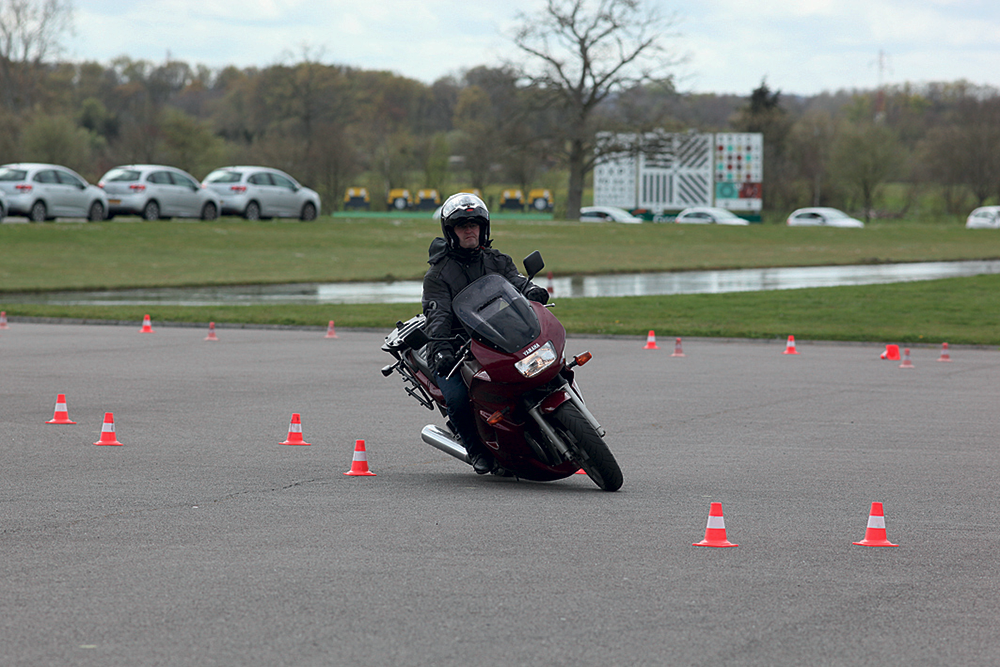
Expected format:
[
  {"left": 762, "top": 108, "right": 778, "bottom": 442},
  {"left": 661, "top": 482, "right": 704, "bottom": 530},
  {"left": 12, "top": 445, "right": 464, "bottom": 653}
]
[{"left": 421, "top": 237, "right": 547, "bottom": 362}]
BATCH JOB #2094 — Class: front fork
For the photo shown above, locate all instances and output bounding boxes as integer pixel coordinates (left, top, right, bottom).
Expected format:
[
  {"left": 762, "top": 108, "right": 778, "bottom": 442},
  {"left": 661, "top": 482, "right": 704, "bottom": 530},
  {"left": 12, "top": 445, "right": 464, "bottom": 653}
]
[{"left": 525, "top": 381, "right": 605, "bottom": 462}]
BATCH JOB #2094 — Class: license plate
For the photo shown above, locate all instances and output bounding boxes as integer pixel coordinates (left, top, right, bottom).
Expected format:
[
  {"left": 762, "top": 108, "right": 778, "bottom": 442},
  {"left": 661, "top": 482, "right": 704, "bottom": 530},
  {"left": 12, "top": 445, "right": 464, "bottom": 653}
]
[{"left": 108, "top": 199, "right": 121, "bottom": 205}]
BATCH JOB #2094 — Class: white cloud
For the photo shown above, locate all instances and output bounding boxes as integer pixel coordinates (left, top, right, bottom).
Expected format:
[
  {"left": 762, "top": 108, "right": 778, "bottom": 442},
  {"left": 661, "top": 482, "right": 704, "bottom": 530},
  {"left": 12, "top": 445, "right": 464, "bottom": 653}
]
[{"left": 66, "top": 0, "right": 1000, "bottom": 94}]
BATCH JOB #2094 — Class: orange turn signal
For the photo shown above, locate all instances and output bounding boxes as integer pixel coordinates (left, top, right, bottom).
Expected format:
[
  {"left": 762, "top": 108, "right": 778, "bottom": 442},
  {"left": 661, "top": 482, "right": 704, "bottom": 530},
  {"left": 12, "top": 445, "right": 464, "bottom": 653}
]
[
  {"left": 573, "top": 351, "right": 593, "bottom": 366},
  {"left": 487, "top": 411, "right": 504, "bottom": 425}
]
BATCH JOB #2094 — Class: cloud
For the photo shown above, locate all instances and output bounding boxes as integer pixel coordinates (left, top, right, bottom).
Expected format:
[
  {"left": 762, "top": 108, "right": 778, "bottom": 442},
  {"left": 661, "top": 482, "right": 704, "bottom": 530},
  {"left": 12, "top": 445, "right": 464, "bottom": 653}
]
[{"left": 66, "top": 0, "right": 1000, "bottom": 95}]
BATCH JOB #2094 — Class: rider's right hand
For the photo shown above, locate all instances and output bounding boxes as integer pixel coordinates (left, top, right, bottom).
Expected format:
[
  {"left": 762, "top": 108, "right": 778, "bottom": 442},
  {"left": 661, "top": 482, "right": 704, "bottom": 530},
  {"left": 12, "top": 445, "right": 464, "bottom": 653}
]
[{"left": 434, "top": 351, "right": 456, "bottom": 377}]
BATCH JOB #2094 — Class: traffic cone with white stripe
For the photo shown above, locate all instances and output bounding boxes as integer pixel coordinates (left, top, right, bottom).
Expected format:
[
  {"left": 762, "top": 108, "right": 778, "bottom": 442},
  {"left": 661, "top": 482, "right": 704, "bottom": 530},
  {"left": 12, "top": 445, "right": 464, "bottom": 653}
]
[
  {"left": 280, "top": 413, "right": 311, "bottom": 445},
  {"left": 880, "top": 344, "right": 901, "bottom": 360},
  {"left": 899, "top": 348, "right": 914, "bottom": 368},
  {"left": 344, "top": 439, "right": 376, "bottom": 476},
  {"left": 0, "top": 311, "right": 9, "bottom": 329},
  {"left": 139, "top": 314, "right": 155, "bottom": 333},
  {"left": 693, "top": 502, "right": 737, "bottom": 547},
  {"left": 325, "top": 320, "right": 338, "bottom": 339},
  {"left": 783, "top": 335, "right": 798, "bottom": 355},
  {"left": 643, "top": 330, "right": 659, "bottom": 350},
  {"left": 94, "top": 412, "right": 123, "bottom": 446},
  {"left": 853, "top": 502, "right": 898, "bottom": 547},
  {"left": 937, "top": 342, "right": 952, "bottom": 362},
  {"left": 205, "top": 322, "right": 219, "bottom": 341},
  {"left": 46, "top": 394, "right": 76, "bottom": 424},
  {"left": 671, "top": 337, "right": 685, "bottom": 357},
  {"left": 546, "top": 271, "right": 554, "bottom": 295}
]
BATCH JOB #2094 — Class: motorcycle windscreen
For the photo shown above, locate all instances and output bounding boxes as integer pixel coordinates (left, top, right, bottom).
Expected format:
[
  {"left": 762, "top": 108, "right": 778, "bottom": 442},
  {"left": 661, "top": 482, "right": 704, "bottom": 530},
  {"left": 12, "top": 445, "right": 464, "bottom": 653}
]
[{"left": 452, "top": 274, "right": 541, "bottom": 354}]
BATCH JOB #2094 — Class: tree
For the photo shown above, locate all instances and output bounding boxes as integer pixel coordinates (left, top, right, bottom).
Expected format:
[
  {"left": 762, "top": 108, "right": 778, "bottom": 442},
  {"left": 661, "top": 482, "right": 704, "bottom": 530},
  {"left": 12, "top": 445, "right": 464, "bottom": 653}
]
[
  {"left": 732, "top": 80, "right": 796, "bottom": 212},
  {"left": 511, "top": 0, "right": 680, "bottom": 219},
  {"left": 0, "top": 0, "right": 74, "bottom": 111},
  {"left": 829, "top": 121, "right": 902, "bottom": 222}
]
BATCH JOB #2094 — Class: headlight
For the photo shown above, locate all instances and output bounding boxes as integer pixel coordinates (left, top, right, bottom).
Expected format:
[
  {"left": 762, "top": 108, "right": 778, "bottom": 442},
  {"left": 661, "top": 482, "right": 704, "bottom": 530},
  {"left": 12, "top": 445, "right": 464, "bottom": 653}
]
[{"left": 515, "top": 341, "right": 558, "bottom": 378}]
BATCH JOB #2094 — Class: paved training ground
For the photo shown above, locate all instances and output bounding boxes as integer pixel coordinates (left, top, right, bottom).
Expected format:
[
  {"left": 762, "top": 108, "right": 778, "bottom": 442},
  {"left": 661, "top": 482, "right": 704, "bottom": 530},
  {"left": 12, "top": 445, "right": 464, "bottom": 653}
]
[{"left": 2, "top": 322, "right": 999, "bottom": 665}]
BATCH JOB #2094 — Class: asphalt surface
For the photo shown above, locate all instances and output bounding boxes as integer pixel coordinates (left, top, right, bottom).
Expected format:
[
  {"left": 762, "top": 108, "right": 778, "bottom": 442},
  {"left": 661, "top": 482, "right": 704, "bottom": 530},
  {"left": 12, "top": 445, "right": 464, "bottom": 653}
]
[{"left": 2, "top": 321, "right": 999, "bottom": 666}]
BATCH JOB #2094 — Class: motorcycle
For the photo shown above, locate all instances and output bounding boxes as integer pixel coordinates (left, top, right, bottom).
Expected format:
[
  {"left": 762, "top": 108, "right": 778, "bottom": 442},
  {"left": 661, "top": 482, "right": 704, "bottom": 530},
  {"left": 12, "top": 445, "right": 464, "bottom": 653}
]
[{"left": 381, "top": 251, "right": 623, "bottom": 492}]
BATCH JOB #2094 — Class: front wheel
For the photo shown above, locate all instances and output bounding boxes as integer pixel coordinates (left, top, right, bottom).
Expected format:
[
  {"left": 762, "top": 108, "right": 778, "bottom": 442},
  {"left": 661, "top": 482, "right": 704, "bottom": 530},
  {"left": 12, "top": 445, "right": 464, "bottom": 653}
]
[
  {"left": 299, "top": 202, "right": 317, "bottom": 221},
  {"left": 551, "top": 402, "right": 623, "bottom": 491}
]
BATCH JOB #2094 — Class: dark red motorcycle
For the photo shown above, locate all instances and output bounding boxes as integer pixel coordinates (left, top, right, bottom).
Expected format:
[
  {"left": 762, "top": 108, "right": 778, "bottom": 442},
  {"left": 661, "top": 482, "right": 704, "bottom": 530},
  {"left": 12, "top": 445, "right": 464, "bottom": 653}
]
[{"left": 381, "top": 252, "right": 623, "bottom": 491}]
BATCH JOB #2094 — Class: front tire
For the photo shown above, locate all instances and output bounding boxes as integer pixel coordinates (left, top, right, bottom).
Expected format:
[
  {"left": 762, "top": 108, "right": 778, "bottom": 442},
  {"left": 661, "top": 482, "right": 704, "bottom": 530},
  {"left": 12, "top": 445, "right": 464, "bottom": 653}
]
[
  {"left": 300, "top": 202, "right": 317, "bottom": 221},
  {"left": 88, "top": 201, "right": 105, "bottom": 221},
  {"left": 201, "top": 202, "right": 218, "bottom": 220},
  {"left": 551, "top": 402, "right": 623, "bottom": 491}
]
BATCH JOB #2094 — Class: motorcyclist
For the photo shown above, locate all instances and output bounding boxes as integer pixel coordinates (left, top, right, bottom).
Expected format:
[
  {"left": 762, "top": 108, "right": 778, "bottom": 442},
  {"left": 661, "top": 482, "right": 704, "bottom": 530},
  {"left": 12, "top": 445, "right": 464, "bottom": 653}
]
[{"left": 422, "top": 192, "right": 550, "bottom": 474}]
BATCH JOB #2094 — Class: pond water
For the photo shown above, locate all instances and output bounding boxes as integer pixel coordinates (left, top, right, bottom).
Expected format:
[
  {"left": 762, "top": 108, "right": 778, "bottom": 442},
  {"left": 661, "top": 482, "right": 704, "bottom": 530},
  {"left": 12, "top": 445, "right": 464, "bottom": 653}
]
[{"left": 5, "top": 260, "right": 1000, "bottom": 306}]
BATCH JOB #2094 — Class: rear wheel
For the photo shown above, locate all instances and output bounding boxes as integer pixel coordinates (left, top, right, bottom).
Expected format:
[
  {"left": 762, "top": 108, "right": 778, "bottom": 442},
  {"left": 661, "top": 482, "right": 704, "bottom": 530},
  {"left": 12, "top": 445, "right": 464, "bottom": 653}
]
[
  {"left": 142, "top": 200, "right": 160, "bottom": 221},
  {"left": 551, "top": 402, "right": 622, "bottom": 491},
  {"left": 244, "top": 201, "right": 261, "bottom": 220},
  {"left": 29, "top": 201, "right": 47, "bottom": 222}
]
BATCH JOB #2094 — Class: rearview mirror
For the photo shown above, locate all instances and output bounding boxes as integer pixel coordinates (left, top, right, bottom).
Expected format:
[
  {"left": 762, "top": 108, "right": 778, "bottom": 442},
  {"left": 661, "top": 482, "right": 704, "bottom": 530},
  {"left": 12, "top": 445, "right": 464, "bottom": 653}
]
[{"left": 523, "top": 251, "right": 544, "bottom": 281}]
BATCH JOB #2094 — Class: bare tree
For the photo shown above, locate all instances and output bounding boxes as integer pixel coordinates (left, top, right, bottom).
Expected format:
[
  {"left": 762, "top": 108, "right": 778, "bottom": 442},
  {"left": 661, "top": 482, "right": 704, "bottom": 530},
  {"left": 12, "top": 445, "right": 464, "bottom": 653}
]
[
  {"left": 829, "top": 121, "right": 902, "bottom": 222},
  {"left": 511, "top": 0, "right": 681, "bottom": 219},
  {"left": 0, "top": 0, "right": 74, "bottom": 111}
]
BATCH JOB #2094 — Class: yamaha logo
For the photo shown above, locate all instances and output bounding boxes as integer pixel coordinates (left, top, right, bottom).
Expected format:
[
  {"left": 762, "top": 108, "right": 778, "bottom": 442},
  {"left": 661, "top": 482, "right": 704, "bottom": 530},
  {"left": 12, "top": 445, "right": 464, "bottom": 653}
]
[{"left": 522, "top": 343, "right": 540, "bottom": 356}]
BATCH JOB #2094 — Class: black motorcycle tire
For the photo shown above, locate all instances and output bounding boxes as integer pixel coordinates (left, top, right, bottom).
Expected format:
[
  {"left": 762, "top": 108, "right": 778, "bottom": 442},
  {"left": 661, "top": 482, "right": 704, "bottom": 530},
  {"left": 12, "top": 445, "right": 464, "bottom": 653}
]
[{"left": 552, "top": 402, "right": 623, "bottom": 492}]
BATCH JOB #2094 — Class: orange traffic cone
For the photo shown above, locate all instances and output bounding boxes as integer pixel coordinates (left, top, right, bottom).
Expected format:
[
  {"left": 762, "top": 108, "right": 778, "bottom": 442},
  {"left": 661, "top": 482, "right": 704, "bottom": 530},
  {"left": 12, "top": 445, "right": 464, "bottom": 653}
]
[
  {"left": 693, "top": 502, "right": 737, "bottom": 547},
  {"left": 0, "top": 311, "right": 9, "bottom": 329},
  {"left": 325, "top": 320, "right": 338, "bottom": 339},
  {"left": 546, "top": 271, "right": 555, "bottom": 295},
  {"left": 643, "top": 330, "right": 659, "bottom": 350},
  {"left": 783, "top": 335, "right": 799, "bottom": 355},
  {"left": 937, "top": 342, "right": 952, "bottom": 362},
  {"left": 279, "top": 413, "right": 311, "bottom": 445},
  {"left": 205, "top": 322, "right": 219, "bottom": 341},
  {"left": 853, "top": 501, "right": 899, "bottom": 547},
  {"left": 880, "top": 344, "right": 901, "bottom": 360},
  {"left": 671, "top": 337, "right": 685, "bottom": 357},
  {"left": 139, "top": 314, "right": 155, "bottom": 333},
  {"left": 46, "top": 394, "right": 77, "bottom": 424},
  {"left": 344, "top": 439, "right": 376, "bottom": 476},
  {"left": 94, "top": 412, "right": 123, "bottom": 446},
  {"left": 899, "top": 348, "right": 914, "bottom": 368}
]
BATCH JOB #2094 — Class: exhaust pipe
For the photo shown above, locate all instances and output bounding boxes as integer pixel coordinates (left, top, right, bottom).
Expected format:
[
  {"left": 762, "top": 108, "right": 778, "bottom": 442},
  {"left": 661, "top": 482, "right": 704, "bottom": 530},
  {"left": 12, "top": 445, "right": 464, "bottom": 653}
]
[{"left": 420, "top": 424, "right": 470, "bottom": 464}]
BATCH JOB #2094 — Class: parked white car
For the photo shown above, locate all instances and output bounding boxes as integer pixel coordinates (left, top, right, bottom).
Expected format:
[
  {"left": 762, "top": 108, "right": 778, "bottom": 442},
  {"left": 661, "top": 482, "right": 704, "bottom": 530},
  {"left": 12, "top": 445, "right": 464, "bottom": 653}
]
[
  {"left": 98, "top": 165, "right": 223, "bottom": 220},
  {"left": 675, "top": 207, "right": 750, "bottom": 225},
  {"left": 202, "top": 166, "right": 321, "bottom": 221},
  {"left": 580, "top": 206, "right": 643, "bottom": 223},
  {"left": 0, "top": 163, "right": 108, "bottom": 222},
  {"left": 0, "top": 190, "right": 6, "bottom": 221},
  {"left": 786, "top": 207, "right": 865, "bottom": 228},
  {"left": 965, "top": 206, "right": 1000, "bottom": 229}
]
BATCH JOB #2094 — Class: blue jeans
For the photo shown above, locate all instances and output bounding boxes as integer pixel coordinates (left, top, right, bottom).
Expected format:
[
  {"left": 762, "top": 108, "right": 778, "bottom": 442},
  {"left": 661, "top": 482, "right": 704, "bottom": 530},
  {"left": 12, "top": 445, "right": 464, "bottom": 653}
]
[{"left": 436, "top": 372, "right": 481, "bottom": 455}]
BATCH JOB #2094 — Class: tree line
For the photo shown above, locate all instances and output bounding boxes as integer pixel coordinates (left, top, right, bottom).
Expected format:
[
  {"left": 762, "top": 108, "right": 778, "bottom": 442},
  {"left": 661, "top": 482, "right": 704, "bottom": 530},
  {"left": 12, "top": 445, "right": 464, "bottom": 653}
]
[{"left": 1, "top": 0, "right": 998, "bottom": 220}]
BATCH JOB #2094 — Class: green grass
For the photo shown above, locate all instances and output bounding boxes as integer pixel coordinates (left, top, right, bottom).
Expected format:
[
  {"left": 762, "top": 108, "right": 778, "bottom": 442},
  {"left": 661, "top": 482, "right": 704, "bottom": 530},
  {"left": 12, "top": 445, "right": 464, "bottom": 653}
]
[
  {"left": 5, "top": 274, "right": 999, "bottom": 345},
  {"left": 1, "top": 215, "right": 996, "bottom": 291},
  {"left": 3, "top": 214, "right": 1000, "bottom": 345}
]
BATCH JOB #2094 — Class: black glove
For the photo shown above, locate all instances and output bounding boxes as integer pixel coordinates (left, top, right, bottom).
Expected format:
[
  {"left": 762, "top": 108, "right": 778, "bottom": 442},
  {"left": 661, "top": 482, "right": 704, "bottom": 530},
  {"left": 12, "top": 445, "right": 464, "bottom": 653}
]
[
  {"left": 527, "top": 285, "right": 550, "bottom": 304},
  {"left": 433, "top": 350, "right": 457, "bottom": 377}
]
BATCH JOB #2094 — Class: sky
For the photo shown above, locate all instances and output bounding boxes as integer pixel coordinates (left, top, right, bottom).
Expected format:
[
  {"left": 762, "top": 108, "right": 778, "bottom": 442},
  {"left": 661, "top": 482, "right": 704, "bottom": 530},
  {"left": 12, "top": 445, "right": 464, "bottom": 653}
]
[{"left": 65, "top": 0, "right": 1000, "bottom": 96}]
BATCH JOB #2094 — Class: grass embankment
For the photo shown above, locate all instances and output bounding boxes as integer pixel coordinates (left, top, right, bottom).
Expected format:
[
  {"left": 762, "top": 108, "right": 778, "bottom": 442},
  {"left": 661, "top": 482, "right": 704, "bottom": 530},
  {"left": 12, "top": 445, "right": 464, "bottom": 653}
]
[{"left": 2, "top": 216, "right": 999, "bottom": 344}]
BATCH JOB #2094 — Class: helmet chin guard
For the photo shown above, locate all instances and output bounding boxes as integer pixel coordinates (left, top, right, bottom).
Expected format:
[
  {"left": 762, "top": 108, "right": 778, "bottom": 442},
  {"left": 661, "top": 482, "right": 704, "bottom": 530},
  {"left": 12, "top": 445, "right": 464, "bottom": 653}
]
[{"left": 441, "top": 192, "right": 490, "bottom": 249}]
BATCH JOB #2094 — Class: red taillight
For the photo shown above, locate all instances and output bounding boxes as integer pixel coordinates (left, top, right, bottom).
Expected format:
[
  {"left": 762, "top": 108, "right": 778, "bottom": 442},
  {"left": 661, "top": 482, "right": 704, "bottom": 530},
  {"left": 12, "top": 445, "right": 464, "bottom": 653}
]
[
  {"left": 130, "top": 184, "right": 146, "bottom": 192},
  {"left": 230, "top": 185, "right": 247, "bottom": 193},
  {"left": 98, "top": 182, "right": 105, "bottom": 189},
  {"left": 15, "top": 184, "right": 31, "bottom": 193}
]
